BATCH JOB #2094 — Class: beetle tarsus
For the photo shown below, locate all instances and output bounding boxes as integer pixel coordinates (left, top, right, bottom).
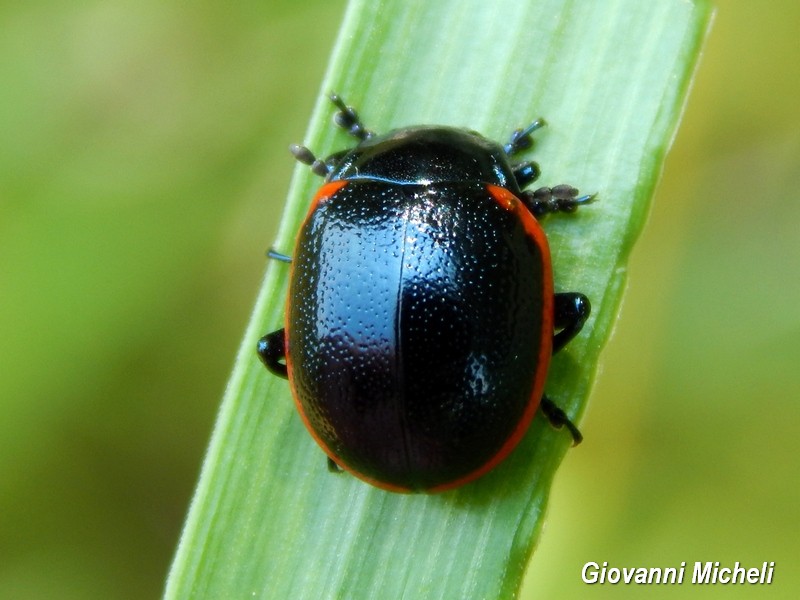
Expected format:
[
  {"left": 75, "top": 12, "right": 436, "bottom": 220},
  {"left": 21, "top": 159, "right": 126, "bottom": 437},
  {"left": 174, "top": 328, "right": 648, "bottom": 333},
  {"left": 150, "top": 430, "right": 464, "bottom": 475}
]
[
  {"left": 540, "top": 395, "right": 583, "bottom": 445},
  {"left": 524, "top": 185, "right": 597, "bottom": 217},
  {"left": 503, "top": 118, "right": 546, "bottom": 156}
]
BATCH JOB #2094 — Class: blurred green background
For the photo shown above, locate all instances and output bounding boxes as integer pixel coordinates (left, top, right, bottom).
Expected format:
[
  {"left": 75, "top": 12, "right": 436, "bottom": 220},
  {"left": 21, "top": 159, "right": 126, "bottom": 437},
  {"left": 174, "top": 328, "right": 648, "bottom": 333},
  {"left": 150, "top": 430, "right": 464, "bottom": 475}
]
[{"left": 1, "top": 1, "right": 797, "bottom": 598}]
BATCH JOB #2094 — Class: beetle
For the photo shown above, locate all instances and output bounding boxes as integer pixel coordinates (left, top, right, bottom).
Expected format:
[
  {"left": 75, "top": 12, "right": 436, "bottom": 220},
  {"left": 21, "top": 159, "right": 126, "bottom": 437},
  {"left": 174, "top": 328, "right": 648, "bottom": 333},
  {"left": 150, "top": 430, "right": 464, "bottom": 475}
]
[{"left": 258, "top": 94, "right": 593, "bottom": 493}]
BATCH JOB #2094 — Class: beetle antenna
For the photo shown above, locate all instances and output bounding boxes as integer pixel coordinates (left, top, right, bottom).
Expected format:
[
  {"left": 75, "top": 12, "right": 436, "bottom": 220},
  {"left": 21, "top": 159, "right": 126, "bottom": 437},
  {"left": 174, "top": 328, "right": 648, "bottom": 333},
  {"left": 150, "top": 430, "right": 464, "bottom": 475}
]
[
  {"left": 329, "top": 92, "right": 374, "bottom": 140},
  {"left": 290, "top": 144, "right": 330, "bottom": 177}
]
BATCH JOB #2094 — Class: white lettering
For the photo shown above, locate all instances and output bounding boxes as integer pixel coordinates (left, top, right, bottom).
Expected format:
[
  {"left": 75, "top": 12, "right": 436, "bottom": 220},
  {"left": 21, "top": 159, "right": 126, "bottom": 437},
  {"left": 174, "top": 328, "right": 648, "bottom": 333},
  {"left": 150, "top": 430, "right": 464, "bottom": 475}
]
[
  {"left": 582, "top": 562, "right": 599, "bottom": 584},
  {"left": 584, "top": 561, "right": 773, "bottom": 585},
  {"left": 660, "top": 567, "right": 678, "bottom": 584},
  {"left": 693, "top": 561, "right": 713, "bottom": 584}
]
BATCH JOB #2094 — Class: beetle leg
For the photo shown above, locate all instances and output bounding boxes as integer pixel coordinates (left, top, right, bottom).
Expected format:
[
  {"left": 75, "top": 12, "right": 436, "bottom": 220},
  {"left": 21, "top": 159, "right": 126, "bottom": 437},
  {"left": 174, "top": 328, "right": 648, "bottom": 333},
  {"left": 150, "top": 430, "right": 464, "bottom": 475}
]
[
  {"left": 257, "top": 329, "right": 288, "bottom": 379},
  {"left": 327, "top": 457, "right": 343, "bottom": 473},
  {"left": 503, "top": 118, "right": 546, "bottom": 156},
  {"left": 553, "top": 292, "right": 590, "bottom": 353},
  {"left": 522, "top": 185, "right": 596, "bottom": 218},
  {"left": 511, "top": 160, "right": 541, "bottom": 188},
  {"left": 329, "top": 93, "right": 374, "bottom": 140},
  {"left": 266, "top": 248, "right": 292, "bottom": 263},
  {"left": 540, "top": 395, "right": 583, "bottom": 445}
]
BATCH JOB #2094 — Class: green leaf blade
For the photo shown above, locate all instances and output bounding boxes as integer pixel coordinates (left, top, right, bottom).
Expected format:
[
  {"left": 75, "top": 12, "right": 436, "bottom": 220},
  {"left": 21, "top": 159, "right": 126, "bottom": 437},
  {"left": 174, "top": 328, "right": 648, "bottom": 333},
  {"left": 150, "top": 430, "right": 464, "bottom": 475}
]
[{"left": 165, "top": 1, "right": 712, "bottom": 598}]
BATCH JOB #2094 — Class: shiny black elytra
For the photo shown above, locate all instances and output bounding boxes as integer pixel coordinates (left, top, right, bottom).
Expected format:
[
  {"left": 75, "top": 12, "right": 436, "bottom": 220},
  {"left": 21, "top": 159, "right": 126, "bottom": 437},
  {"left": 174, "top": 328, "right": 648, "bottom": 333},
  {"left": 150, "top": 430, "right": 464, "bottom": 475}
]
[{"left": 258, "top": 94, "right": 593, "bottom": 493}]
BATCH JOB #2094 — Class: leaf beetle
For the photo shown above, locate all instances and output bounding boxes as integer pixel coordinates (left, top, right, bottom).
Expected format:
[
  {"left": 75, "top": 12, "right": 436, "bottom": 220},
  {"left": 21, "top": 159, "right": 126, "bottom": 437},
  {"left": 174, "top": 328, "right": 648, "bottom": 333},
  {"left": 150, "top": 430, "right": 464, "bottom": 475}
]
[{"left": 258, "top": 94, "right": 593, "bottom": 493}]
